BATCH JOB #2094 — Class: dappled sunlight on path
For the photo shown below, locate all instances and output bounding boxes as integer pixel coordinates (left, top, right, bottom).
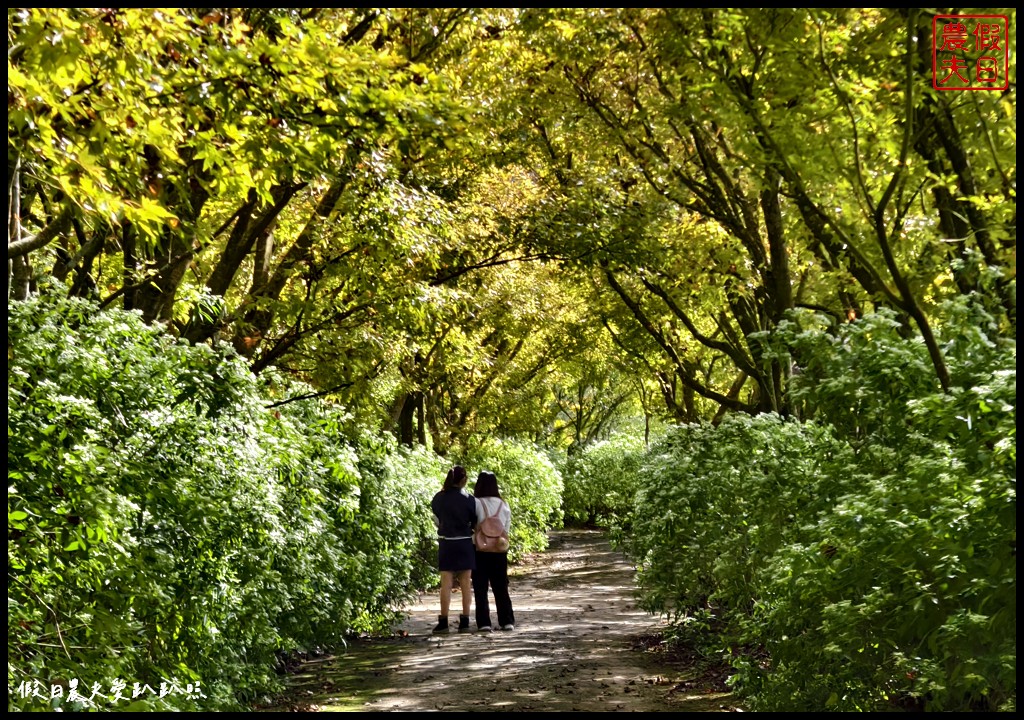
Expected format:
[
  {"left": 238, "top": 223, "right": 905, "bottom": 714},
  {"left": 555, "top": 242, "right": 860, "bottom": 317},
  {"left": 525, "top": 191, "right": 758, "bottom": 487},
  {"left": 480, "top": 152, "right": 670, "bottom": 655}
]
[{"left": 265, "top": 530, "right": 740, "bottom": 712}]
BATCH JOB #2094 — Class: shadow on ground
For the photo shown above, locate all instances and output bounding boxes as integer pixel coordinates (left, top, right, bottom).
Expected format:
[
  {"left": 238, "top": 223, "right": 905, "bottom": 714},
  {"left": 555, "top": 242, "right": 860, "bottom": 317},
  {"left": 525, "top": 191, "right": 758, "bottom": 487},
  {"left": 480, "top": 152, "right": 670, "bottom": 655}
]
[{"left": 260, "top": 530, "right": 744, "bottom": 712}]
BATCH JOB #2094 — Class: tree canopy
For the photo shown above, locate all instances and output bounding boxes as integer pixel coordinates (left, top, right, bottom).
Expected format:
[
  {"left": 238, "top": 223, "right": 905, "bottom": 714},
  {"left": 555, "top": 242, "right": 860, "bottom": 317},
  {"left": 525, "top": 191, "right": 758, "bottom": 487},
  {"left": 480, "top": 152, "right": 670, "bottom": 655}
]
[{"left": 9, "top": 8, "right": 1015, "bottom": 451}]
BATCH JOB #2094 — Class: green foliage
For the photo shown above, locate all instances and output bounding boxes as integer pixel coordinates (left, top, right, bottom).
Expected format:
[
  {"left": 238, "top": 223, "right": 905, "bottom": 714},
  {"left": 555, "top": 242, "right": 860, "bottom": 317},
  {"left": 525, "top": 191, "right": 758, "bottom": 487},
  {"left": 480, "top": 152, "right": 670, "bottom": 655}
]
[
  {"left": 7, "top": 289, "right": 448, "bottom": 711},
  {"left": 460, "top": 438, "right": 564, "bottom": 562},
  {"left": 738, "top": 305, "right": 1016, "bottom": 711},
  {"left": 348, "top": 431, "right": 448, "bottom": 619},
  {"left": 621, "top": 305, "right": 1015, "bottom": 711},
  {"left": 9, "top": 8, "right": 465, "bottom": 234},
  {"left": 764, "top": 307, "right": 942, "bottom": 446},
  {"left": 9, "top": 288, "right": 261, "bottom": 710},
  {"left": 6, "top": 6, "right": 1016, "bottom": 713},
  {"left": 560, "top": 433, "right": 646, "bottom": 528},
  {"left": 626, "top": 414, "right": 849, "bottom": 619}
]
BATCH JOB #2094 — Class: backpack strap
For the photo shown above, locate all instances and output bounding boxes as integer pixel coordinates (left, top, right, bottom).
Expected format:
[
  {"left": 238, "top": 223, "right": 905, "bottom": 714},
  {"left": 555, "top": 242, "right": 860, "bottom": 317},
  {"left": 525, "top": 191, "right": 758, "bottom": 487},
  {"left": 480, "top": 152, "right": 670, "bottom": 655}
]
[{"left": 479, "top": 497, "right": 495, "bottom": 522}]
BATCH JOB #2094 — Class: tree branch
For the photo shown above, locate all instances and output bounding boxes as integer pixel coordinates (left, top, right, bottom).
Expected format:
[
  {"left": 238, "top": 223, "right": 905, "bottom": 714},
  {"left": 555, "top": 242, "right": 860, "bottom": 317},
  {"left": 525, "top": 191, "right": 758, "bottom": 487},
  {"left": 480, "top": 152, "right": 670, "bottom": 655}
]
[{"left": 7, "top": 206, "right": 73, "bottom": 259}]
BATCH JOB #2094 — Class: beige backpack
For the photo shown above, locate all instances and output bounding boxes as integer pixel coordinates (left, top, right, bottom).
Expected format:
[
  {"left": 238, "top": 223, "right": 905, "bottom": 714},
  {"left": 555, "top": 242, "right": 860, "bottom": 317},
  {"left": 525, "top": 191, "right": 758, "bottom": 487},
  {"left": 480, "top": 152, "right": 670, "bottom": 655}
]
[{"left": 474, "top": 501, "right": 509, "bottom": 553}]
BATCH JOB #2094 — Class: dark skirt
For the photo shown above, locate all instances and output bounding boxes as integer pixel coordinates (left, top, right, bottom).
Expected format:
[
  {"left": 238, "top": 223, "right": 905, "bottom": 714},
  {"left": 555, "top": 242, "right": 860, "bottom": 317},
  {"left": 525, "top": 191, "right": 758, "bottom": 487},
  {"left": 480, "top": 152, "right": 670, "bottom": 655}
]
[{"left": 438, "top": 538, "right": 476, "bottom": 572}]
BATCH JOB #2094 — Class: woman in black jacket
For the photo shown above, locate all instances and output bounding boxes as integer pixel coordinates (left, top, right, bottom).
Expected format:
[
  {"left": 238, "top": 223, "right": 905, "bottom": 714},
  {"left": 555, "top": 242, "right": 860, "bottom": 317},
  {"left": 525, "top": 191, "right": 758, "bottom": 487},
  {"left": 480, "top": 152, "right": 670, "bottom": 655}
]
[{"left": 430, "top": 465, "right": 476, "bottom": 633}]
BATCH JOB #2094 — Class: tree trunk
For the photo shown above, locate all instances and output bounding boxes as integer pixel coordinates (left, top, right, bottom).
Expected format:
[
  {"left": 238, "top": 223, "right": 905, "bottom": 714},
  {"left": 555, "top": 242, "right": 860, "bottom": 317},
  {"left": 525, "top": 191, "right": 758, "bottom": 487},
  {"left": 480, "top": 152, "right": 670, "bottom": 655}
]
[
  {"left": 398, "top": 392, "right": 416, "bottom": 448},
  {"left": 415, "top": 391, "right": 426, "bottom": 447}
]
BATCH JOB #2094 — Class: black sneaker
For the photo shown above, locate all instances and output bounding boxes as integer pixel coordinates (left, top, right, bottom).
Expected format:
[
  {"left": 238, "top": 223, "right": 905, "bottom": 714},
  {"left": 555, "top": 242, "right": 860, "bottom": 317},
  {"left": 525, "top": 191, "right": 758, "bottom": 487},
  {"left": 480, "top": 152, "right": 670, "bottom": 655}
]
[
  {"left": 432, "top": 616, "right": 450, "bottom": 634},
  {"left": 458, "top": 615, "right": 471, "bottom": 633}
]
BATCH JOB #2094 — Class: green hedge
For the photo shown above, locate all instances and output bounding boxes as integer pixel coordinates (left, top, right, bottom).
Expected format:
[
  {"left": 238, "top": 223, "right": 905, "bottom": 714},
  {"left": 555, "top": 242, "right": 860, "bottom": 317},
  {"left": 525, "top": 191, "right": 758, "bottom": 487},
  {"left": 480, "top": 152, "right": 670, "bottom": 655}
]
[
  {"left": 560, "top": 432, "right": 647, "bottom": 528},
  {"left": 7, "top": 292, "right": 442, "bottom": 711},
  {"left": 622, "top": 304, "right": 1016, "bottom": 711}
]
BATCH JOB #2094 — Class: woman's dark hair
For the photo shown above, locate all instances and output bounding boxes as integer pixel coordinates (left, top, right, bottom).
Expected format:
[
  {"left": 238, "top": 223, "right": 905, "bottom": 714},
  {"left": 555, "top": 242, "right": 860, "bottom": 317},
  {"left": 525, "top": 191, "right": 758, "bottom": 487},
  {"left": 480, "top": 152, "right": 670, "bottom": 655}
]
[
  {"left": 443, "top": 465, "right": 467, "bottom": 490},
  {"left": 473, "top": 470, "right": 500, "bottom": 498}
]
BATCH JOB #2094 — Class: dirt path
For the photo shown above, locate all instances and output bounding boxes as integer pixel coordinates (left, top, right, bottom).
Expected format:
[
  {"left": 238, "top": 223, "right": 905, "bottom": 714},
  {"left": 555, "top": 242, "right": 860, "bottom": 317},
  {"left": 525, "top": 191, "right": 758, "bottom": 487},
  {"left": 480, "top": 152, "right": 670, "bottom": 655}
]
[{"left": 264, "top": 529, "right": 743, "bottom": 712}]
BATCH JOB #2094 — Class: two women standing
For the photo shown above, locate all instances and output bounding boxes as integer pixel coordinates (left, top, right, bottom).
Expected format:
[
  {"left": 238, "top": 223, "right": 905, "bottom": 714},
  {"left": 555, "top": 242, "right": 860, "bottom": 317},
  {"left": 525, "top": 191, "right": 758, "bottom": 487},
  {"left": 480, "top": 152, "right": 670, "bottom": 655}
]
[{"left": 430, "top": 466, "right": 515, "bottom": 634}]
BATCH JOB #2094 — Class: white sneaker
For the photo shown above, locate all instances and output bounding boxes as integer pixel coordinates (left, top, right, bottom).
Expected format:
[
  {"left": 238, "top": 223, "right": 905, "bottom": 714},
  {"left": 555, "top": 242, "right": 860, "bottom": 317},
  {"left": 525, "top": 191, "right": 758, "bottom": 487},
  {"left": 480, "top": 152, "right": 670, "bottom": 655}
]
[
  {"left": 478, "top": 625, "right": 493, "bottom": 632},
  {"left": 500, "top": 624, "right": 515, "bottom": 631}
]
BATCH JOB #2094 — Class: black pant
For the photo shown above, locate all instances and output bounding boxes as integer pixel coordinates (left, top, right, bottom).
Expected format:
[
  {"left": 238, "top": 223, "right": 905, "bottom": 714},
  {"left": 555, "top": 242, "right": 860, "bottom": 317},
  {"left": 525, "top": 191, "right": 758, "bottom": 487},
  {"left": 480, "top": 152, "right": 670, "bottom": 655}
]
[{"left": 472, "top": 551, "right": 515, "bottom": 628}]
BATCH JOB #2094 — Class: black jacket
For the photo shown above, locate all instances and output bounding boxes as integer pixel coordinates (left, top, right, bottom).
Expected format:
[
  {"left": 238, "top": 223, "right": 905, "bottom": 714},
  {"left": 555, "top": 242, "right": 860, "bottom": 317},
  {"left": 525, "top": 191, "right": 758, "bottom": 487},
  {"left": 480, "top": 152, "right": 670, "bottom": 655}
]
[{"left": 431, "top": 488, "right": 476, "bottom": 538}]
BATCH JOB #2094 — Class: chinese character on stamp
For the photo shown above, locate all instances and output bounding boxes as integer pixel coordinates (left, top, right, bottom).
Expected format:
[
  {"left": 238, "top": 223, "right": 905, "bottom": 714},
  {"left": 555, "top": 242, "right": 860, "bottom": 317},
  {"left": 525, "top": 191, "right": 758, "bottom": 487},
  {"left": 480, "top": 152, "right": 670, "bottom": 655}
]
[{"left": 932, "top": 14, "right": 1010, "bottom": 91}]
